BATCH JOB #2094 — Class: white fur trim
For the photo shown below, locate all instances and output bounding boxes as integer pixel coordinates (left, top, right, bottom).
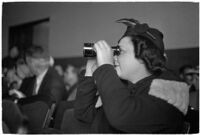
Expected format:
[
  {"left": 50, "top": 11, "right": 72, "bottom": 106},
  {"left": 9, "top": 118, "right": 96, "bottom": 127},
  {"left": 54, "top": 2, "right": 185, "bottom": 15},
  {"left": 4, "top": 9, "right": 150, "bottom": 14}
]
[{"left": 149, "top": 79, "right": 189, "bottom": 115}]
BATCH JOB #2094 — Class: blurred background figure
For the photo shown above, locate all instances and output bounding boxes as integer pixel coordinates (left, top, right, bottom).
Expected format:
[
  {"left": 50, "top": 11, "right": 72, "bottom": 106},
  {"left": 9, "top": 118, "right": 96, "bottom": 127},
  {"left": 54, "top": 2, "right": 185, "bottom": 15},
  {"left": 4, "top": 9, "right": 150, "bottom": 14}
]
[
  {"left": 5, "top": 67, "right": 20, "bottom": 89},
  {"left": 2, "top": 58, "right": 32, "bottom": 100},
  {"left": 2, "top": 46, "right": 20, "bottom": 75},
  {"left": 180, "top": 65, "right": 195, "bottom": 86},
  {"left": 17, "top": 45, "right": 67, "bottom": 103},
  {"left": 54, "top": 65, "right": 64, "bottom": 77},
  {"left": 179, "top": 64, "right": 199, "bottom": 110},
  {"left": 179, "top": 64, "right": 199, "bottom": 133},
  {"left": 2, "top": 67, "right": 19, "bottom": 99},
  {"left": 2, "top": 46, "right": 22, "bottom": 99},
  {"left": 64, "top": 64, "right": 79, "bottom": 101},
  {"left": 16, "top": 58, "right": 32, "bottom": 80},
  {"left": 79, "top": 65, "right": 86, "bottom": 76}
]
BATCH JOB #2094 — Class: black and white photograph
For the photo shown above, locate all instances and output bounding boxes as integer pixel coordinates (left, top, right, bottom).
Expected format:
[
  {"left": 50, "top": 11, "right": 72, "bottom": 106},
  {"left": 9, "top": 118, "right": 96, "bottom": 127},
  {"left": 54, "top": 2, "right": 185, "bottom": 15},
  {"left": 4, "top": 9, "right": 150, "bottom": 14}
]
[{"left": 1, "top": 1, "right": 199, "bottom": 134}]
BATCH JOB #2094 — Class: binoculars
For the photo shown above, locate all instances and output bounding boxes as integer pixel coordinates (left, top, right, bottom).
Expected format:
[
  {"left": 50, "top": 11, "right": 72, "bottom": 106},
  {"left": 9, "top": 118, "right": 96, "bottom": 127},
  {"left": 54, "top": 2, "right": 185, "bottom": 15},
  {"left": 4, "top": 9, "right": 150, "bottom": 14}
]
[{"left": 83, "top": 43, "right": 120, "bottom": 57}]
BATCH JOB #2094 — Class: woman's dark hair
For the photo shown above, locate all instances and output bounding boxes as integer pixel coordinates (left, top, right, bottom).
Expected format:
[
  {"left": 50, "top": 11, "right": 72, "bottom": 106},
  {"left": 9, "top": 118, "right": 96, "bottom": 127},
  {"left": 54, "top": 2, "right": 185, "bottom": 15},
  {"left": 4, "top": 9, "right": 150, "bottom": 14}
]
[{"left": 129, "top": 35, "right": 166, "bottom": 74}]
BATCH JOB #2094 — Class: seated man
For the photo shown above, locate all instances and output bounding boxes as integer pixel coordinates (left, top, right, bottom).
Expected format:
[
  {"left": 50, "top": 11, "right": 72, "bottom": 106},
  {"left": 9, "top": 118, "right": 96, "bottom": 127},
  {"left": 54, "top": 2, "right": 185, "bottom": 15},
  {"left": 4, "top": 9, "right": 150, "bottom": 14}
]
[
  {"left": 64, "top": 64, "right": 79, "bottom": 101},
  {"left": 15, "top": 45, "right": 68, "bottom": 104},
  {"left": 179, "top": 65, "right": 199, "bottom": 110}
]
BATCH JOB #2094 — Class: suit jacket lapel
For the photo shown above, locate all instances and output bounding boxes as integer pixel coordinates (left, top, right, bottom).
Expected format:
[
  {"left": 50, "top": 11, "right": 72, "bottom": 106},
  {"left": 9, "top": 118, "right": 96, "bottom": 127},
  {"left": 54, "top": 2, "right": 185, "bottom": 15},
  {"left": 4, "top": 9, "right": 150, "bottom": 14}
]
[
  {"left": 37, "top": 68, "right": 50, "bottom": 94},
  {"left": 22, "top": 76, "right": 36, "bottom": 97}
]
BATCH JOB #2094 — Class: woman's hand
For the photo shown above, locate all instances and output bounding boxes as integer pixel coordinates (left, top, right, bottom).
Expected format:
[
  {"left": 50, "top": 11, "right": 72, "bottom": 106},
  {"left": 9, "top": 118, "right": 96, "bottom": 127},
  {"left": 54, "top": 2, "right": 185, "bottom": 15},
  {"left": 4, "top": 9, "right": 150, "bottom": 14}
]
[
  {"left": 85, "top": 59, "right": 98, "bottom": 77},
  {"left": 94, "top": 40, "right": 114, "bottom": 66},
  {"left": 9, "top": 89, "right": 26, "bottom": 99}
]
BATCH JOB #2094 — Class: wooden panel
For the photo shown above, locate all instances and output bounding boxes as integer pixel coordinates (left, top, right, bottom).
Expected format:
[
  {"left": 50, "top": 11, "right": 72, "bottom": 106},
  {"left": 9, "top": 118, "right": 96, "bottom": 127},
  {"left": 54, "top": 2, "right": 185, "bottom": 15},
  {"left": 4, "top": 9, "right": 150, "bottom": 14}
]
[{"left": 165, "top": 47, "right": 199, "bottom": 73}]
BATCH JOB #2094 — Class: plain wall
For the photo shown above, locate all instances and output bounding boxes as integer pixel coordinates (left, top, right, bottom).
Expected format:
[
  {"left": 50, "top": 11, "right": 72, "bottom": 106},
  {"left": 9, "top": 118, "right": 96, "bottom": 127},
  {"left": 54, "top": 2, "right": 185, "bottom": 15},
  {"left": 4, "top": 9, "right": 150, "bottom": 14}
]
[
  {"left": 33, "top": 21, "right": 49, "bottom": 50},
  {"left": 2, "top": 2, "right": 199, "bottom": 58}
]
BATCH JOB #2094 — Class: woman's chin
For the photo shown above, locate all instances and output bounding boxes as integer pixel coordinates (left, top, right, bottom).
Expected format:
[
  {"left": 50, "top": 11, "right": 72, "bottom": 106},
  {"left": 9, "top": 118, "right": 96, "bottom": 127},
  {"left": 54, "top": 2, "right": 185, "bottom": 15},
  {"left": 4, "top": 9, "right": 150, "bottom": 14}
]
[{"left": 114, "top": 66, "right": 121, "bottom": 77}]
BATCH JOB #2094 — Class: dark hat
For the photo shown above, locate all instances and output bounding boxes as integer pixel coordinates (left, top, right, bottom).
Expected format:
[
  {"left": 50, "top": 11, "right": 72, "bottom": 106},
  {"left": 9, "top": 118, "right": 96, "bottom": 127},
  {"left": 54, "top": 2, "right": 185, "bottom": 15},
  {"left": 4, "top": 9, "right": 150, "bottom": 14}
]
[{"left": 117, "top": 18, "right": 165, "bottom": 55}]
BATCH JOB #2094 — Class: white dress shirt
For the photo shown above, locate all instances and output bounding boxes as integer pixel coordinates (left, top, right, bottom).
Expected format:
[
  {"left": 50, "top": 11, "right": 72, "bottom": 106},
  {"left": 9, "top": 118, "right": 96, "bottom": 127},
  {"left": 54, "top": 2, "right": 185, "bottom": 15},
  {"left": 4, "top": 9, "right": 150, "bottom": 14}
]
[{"left": 34, "top": 69, "right": 48, "bottom": 95}]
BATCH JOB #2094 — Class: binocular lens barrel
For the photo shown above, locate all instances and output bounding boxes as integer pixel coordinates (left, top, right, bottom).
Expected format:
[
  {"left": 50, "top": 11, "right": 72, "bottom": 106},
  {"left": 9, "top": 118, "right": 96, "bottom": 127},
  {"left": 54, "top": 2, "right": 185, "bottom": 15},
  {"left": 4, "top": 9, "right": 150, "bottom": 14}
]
[{"left": 83, "top": 43, "right": 120, "bottom": 57}]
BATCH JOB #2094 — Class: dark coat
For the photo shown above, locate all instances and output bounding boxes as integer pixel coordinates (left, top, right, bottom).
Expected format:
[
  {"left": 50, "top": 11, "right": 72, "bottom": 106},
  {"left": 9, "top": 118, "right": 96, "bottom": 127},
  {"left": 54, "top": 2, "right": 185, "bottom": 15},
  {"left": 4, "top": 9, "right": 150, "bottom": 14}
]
[
  {"left": 74, "top": 64, "right": 187, "bottom": 133},
  {"left": 19, "top": 67, "right": 68, "bottom": 104}
]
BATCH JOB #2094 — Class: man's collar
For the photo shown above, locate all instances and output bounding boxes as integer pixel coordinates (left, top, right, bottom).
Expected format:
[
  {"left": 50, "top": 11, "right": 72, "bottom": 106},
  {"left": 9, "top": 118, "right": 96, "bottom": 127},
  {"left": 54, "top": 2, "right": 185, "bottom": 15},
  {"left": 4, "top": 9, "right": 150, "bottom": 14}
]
[{"left": 36, "top": 68, "right": 48, "bottom": 81}]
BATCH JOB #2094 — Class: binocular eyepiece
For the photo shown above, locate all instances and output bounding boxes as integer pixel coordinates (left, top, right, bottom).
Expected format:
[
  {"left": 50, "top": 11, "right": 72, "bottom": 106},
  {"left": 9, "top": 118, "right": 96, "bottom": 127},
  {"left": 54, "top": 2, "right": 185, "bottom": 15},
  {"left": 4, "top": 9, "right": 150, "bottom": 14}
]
[{"left": 83, "top": 43, "right": 120, "bottom": 57}]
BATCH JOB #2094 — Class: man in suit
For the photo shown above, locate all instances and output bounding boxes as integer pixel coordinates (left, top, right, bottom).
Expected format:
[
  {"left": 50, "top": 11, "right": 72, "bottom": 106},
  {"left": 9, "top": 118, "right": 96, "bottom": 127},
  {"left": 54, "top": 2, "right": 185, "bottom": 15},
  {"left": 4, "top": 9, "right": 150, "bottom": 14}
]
[{"left": 17, "top": 45, "right": 68, "bottom": 104}]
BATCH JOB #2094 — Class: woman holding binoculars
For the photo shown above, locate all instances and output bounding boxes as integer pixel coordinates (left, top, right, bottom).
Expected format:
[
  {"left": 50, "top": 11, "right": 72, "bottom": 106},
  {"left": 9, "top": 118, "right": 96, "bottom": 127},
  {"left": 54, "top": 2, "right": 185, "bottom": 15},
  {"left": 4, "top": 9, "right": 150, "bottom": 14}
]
[{"left": 74, "top": 18, "right": 189, "bottom": 133}]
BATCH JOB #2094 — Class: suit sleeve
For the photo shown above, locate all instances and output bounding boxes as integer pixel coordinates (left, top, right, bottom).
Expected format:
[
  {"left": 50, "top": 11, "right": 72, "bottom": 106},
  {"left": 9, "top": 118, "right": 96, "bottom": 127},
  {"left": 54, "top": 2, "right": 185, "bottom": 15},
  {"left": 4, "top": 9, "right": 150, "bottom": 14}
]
[
  {"left": 74, "top": 76, "right": 98, "bottom": 123},
  {"left": 49, "top": 78, "right": 67, "bottom": 103},
  {"left": 18, "top": 75, "right": 67, "bottom": 104},
  {"left": 93, "top": 64, "right": 178, "bottom": 133}
]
